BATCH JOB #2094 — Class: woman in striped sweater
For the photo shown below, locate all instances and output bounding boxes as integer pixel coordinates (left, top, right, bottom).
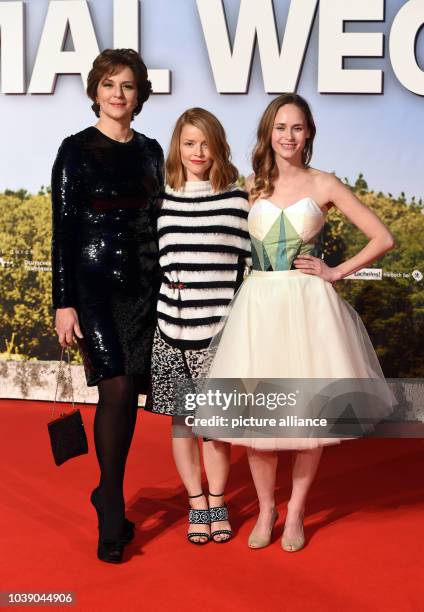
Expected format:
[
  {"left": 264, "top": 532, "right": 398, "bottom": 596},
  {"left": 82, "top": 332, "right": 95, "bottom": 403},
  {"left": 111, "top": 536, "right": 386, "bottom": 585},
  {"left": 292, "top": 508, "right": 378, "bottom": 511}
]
[{"left": 145, "top": 108, "right": 250, "bottom": 544}]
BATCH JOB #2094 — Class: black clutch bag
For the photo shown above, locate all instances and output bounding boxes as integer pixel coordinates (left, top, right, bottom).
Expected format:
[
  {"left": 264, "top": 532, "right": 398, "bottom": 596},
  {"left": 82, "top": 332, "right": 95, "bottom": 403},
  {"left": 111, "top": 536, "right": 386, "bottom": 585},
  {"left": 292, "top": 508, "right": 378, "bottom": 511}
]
[{"left": 47, "top": 348, "right": 88, "bottom": 466}]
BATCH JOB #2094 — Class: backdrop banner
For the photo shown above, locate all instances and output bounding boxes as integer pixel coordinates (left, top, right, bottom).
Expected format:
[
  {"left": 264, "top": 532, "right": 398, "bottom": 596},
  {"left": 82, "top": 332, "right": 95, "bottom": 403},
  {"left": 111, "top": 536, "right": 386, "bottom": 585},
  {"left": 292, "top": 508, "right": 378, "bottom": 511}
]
[{"left": 0, "top": 0, "right": 423, "bottom": 407}]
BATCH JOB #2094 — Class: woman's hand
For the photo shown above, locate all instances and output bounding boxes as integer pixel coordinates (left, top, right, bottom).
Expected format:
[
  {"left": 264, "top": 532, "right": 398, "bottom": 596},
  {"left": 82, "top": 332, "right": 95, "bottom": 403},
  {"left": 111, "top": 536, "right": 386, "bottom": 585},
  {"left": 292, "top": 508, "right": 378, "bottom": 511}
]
[
  {"left": 55, "top": 307, "right": 83, "bottom": 347},
  {"left": 294, "top": 254, "right": 341, "bottom": 283}
]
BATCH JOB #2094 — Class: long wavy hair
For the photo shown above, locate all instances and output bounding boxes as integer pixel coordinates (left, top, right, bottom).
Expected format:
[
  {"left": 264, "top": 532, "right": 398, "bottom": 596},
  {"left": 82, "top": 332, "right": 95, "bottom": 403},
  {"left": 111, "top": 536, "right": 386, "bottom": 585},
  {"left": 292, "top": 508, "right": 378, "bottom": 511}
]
[
  {"left": 166, "top": 107, "right": 238, "bottom": 192},
  {"left": 250, "top": 94, "right": 316, "bottom": 202}
]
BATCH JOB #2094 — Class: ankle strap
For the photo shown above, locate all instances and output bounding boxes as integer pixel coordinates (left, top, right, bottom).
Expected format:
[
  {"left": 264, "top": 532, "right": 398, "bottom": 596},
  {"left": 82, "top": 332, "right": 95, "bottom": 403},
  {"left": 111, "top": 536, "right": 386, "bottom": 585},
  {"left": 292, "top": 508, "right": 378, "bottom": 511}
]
[
  {"left": 208, "top": 491, "right": 225, "bottom": 497},
  {"left": 188, "top": 492, "right": 204, "bottom": 499}
]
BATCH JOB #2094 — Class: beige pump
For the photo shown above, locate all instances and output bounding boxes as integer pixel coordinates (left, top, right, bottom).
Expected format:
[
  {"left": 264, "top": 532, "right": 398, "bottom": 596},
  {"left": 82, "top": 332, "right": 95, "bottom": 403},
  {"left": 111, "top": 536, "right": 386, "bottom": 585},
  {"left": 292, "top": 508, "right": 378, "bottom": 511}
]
[{"left": 248, "top": 510, "right": 279, "bottom": 549}]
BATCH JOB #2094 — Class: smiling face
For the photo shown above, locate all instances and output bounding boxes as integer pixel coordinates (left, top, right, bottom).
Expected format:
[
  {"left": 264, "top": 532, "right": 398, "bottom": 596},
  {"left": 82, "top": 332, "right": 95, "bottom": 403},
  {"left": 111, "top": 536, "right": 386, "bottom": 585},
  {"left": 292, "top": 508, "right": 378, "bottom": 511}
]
[
  {"left": 96, "top": 65, "right": 138, "bottom": 122},
  {"left": 271, "top": 103, "right": 310, "bottom": 165},
  {"left": 179, "top": 124, "right": 214, "bottom": 181}
]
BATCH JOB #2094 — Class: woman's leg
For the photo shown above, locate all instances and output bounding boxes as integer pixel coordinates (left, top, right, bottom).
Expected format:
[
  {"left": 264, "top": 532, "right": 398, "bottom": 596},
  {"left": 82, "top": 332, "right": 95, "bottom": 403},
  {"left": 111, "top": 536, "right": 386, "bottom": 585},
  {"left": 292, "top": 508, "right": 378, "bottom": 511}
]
[
  {"left": 202, "top": 440, "right": 232, "bottom": 541},
  {"left": 94, "top": 374, "right": 138, "bottom": 540},
  {"left": 283, "top": 447, "right": 323, "bottom": 549},
  {"left": 172, "top": 418, "right": 209, "bottom": 543},
  {"left": 247, "top": 448, "right": 279, "bottom": 540}
]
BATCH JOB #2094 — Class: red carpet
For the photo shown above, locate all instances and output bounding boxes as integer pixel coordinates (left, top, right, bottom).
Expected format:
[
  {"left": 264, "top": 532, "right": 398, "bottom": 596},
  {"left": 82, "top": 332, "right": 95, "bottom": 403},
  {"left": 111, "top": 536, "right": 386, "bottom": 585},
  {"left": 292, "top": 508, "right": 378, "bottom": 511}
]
[{"left": 1, "top": 399, "right": 423, "bottom": 611}]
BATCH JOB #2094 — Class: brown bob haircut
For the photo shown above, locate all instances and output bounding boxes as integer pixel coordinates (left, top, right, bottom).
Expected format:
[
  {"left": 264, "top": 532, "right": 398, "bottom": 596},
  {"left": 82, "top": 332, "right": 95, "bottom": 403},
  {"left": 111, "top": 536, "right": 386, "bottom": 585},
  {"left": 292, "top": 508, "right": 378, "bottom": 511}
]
[
  {"left": 166, "top": 107, "right": 238, "bottom": 192},
  {"left": 251, "top": 93, "right": 316, "bottom": 201},
  {"left": 86, "top": 48, "right": 152, "bottom": 118}
]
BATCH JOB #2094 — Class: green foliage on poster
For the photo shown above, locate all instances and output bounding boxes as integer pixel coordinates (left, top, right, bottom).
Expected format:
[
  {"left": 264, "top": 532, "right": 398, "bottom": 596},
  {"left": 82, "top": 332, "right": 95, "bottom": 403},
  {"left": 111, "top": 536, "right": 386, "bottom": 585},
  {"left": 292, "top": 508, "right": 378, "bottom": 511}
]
[
  {"left": 0, "top": 192, "right": 80, "bottom": 363},
  {"left": 324, "top": 186, "right": 424, "bottom": 377},
  {"left": 0, "top": 180, "right": 423, "bottom": 376}
]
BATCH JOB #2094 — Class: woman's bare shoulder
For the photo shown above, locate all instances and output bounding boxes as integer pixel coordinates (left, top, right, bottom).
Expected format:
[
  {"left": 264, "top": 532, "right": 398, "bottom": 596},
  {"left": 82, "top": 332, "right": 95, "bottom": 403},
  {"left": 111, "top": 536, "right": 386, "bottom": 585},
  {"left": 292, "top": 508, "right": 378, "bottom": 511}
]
[
  {"left": 309, "top": 168, "right": 343, "bottom": 193},
  {"left": 308, "top": 167, "right": 338, "bottom": 182}
]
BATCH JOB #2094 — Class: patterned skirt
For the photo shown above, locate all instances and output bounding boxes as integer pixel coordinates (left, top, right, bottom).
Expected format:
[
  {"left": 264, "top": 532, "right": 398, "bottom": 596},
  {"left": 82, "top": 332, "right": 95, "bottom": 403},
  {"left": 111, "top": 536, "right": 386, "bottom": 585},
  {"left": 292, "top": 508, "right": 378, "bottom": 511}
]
[{"left": 146, "top": 325, "right": 209, "bottom": 416}]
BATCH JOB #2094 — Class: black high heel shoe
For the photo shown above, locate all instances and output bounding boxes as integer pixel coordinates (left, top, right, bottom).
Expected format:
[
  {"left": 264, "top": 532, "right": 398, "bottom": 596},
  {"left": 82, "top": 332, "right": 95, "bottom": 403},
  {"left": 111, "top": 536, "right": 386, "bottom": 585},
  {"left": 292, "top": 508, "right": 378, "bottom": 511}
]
[
  {"left": 90, "top": 488, "right": 135, "bottom": 563},
  {"left": 208, "top": 491, "right": 233, "bottom": 544},
  {"left": 90, "top": 488, "right": 135, "bottom": 543},
  {"left": 96, "top": 538, "right": 126, "bottom": 564}
]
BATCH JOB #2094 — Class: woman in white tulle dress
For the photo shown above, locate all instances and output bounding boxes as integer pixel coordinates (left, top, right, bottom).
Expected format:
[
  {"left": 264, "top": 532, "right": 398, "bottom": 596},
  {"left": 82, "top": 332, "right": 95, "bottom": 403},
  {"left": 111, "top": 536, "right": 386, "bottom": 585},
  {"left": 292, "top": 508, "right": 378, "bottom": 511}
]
[{"left": 198, "top": 94, "right": 395, "bottom": 552}]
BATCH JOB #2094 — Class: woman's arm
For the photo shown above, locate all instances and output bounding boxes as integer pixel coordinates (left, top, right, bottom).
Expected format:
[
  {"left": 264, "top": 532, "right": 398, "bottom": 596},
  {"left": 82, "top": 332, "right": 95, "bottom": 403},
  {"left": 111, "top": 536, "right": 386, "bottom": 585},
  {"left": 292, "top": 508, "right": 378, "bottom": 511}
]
[
  {"left": 149, "top": 139, "right": 165, "bottom": 244},
  {"left": 154, "top": 139, "right": 165, "bottom": 193},
  {"left": 51, "top": 137, "right": 83, "bottom": 346},
  {"left": 294, "top": 175, "right": 395, "bottom": 282}
]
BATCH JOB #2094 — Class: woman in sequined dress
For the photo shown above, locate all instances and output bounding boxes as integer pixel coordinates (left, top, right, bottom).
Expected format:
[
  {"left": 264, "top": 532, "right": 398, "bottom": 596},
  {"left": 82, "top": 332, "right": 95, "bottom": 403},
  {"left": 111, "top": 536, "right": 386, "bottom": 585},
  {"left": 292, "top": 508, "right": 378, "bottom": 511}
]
[{"left": 51, "top": 49, "right": 164, "bottom": 563}]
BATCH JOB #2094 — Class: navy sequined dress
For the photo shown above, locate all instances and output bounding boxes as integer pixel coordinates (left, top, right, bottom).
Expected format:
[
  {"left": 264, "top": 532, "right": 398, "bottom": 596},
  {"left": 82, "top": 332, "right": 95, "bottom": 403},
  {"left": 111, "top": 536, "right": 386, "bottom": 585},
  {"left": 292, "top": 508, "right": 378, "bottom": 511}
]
[{"left": 51, "top": 126, "right": 164, "bottom": 391}]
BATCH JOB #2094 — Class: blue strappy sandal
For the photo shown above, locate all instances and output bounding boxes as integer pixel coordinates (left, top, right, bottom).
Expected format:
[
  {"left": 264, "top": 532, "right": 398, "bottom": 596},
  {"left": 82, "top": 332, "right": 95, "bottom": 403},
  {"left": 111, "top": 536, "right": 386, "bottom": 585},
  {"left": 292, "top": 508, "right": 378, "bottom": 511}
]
[{"left": 187, "top": 493, "right": 210, "bottom": 545}]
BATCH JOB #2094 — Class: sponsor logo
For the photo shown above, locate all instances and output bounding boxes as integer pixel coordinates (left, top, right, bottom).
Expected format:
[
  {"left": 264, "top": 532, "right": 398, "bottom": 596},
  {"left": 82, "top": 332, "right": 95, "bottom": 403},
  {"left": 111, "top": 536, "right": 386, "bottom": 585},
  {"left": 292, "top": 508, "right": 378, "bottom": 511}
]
[{"left": 345, "top": 268, "right": 382, "bottom": 281}]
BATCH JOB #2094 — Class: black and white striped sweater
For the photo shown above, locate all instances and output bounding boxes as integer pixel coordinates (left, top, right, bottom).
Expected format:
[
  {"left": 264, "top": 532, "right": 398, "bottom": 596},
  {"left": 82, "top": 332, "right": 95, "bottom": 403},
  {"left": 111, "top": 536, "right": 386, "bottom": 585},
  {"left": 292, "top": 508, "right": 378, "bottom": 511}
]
[{"left": 157, "top": 180, "right": 251, "bottom": 349}]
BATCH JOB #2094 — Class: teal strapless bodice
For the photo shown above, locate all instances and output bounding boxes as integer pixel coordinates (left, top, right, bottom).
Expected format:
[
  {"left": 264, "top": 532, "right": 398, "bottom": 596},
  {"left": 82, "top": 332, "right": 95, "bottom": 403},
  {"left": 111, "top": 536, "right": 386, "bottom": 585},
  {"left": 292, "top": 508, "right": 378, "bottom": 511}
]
[{"left": 248, "top": 197, "right": 326, "bottom": 272}]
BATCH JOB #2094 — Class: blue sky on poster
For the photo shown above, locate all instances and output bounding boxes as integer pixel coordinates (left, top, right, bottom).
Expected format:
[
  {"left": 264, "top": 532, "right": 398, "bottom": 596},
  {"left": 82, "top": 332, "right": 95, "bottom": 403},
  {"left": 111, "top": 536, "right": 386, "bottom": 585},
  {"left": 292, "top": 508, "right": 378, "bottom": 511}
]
[{"left": 0, "top": 0, "right": 423, "bottom": 199}]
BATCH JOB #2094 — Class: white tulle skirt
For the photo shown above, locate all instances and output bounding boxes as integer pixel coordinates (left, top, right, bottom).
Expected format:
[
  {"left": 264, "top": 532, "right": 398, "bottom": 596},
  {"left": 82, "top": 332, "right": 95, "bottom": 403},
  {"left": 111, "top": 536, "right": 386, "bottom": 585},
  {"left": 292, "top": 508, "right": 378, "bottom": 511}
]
[{"left": 193, "top": 270, "right": 395, "bottom": 450}]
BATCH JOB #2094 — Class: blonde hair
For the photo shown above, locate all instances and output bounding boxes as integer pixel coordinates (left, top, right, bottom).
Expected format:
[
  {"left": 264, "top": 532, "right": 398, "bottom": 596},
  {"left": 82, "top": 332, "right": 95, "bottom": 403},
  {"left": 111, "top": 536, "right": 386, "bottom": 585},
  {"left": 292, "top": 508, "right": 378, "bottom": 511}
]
[
  {"left": 166, "top": 107, "right": 238, "bottom": 192},
  {"left": 251, "top": 94, "right": 316, "bottom": 202}
]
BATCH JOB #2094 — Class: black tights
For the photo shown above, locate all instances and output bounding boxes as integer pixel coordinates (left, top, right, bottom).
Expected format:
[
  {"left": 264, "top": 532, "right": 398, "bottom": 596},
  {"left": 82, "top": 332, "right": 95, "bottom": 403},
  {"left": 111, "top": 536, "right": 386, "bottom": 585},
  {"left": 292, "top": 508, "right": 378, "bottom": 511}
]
[{"left": 94, "top": 375, "right": 139, "bottom": 539}]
